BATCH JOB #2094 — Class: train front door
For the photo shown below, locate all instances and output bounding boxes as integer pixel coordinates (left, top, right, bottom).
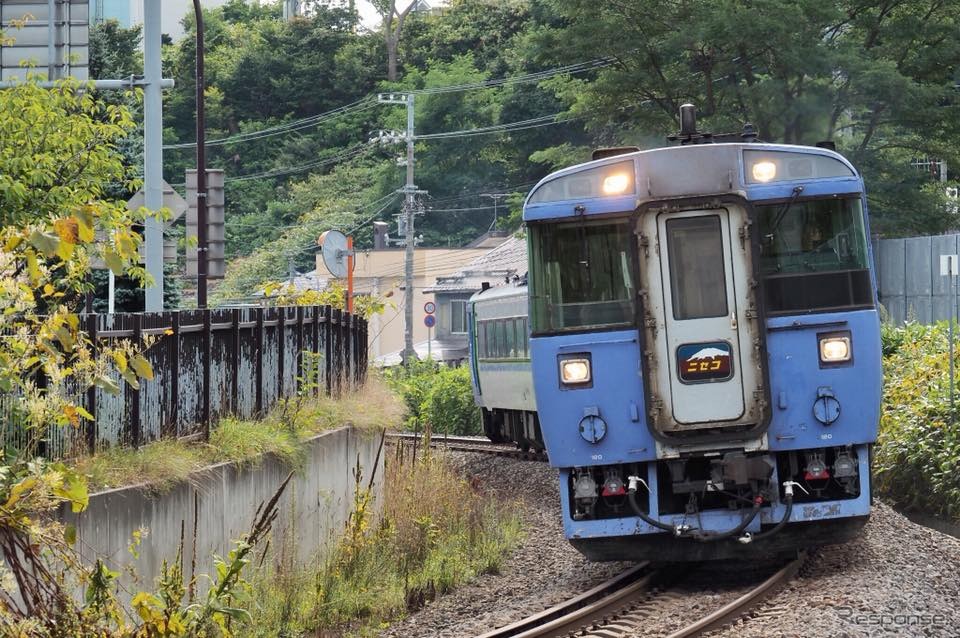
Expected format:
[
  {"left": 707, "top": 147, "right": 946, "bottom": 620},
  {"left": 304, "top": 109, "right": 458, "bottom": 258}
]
[{"left": 639, "top": 207, "right": 764, "bottom": 432}]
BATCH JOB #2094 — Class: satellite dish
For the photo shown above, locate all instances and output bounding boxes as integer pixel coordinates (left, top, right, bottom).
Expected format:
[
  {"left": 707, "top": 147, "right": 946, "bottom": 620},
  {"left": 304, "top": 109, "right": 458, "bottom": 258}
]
[{"left": 317, "top": 230, "right": 351, "bottom": 278}]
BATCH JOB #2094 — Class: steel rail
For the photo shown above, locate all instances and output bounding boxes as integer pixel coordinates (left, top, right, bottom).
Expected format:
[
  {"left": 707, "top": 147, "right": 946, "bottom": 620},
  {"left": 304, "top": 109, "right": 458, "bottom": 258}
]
[
  {"left": 385, "top": 432, "right": 548, "bottom": 461},
  {"left": 664, "top": 552, "right": 806, "bottom": 638},
  {"left": 475, "top": 562, "right": 657, "bottom": 638}
]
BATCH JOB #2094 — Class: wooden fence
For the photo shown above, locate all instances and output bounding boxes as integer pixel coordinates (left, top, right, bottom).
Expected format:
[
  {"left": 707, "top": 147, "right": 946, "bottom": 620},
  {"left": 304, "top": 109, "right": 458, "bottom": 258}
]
[{"left": 3, "top": 305, "right": 367, "bottom": 459}]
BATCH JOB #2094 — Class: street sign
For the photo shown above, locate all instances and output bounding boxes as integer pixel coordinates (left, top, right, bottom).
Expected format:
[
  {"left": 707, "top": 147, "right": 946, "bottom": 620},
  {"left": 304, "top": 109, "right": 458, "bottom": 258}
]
[
  {"left": 0, "top": 1, "right": 89, "bottom": 82},
  {"left": 186, "top": 169, "right": 226, "bottom": 279},
  {"left": 424, "top": 314, "right": 436, "bottom": 328},
  {"left": 424, "top": 301, "right": 436, "bottom": 314},
  {"left": 941, "top": 254, "right": 959, "bottom": 276}
]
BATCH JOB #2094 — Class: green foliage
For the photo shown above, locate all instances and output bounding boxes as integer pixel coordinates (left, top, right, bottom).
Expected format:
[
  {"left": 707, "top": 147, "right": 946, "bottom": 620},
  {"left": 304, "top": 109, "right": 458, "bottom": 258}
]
[
  {"left": 240, "top": 452, "right": 522, "bottom": 635},
  {"left": 386, "top": 361, "right": 481, "bottom": 435},
  {"left": 876, "top": 321, "right": 960, "bottom": 522},
  {"left": 521, "top": 0, "right": 960, "bottom": 236}
]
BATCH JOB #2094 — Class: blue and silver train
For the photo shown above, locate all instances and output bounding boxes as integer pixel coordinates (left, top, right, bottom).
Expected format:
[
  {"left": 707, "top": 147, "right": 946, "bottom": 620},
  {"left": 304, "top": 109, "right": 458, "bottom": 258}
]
[{"left": 469, "top": 106, "right": 881, "bottom": 561}]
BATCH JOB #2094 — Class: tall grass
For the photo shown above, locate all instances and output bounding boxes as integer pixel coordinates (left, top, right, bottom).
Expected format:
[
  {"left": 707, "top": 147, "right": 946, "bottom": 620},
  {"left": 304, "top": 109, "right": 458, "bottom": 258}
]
[
  {"left": 72, "top": 375, "right": 404, "bottom": 492},
  {"left": 240, "top": 450, "right": 523, "bottom": 636}
]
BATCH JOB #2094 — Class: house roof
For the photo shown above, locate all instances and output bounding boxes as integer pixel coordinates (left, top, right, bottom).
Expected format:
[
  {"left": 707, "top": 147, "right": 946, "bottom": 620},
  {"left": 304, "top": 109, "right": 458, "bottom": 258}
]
[{"left": 423, "top": 234, "right": 527, "bottom": 294}]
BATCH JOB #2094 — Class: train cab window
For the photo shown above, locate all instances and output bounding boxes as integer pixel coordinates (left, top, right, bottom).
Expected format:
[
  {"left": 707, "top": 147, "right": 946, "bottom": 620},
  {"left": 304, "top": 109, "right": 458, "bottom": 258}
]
[
  {"left": 757, "top": 197, "right": 873, "bottom": 314},
  {"left": 529, "top": 220, "right": 635, "bottom": 333},
  {"left": 665, "top": 216, "right": 728, "bottom": 320}
]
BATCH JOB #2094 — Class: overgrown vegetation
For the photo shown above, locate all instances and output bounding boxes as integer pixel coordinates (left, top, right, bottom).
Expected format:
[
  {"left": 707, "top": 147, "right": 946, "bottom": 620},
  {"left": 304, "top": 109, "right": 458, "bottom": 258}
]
[
  {"left": 238, "top": 449, "right": 522, "bottom": 636},
  {"left": 877, "top": 321, "right": 960, "bottom": 522},
  {"left": 385, "top": 360, "right": 481, "bottom": 435},
  {"left": 72, "top": 376, "right": 404, "bottom": 492}
]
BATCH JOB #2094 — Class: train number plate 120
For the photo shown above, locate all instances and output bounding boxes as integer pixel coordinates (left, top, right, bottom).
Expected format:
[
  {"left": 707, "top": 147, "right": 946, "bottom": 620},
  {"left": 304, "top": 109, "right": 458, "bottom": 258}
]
[{"left": 677, "top": 341, "right": 733, "bottom": 383}]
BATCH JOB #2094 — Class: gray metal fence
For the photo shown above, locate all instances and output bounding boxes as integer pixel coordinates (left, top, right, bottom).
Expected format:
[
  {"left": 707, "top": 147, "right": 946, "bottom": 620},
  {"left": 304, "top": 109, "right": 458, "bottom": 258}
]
[
  {"left": 2, "top": 305, "right": 367, "bottom": 459},
  {"left": 874, "top": 234, "right": 960, "bottom": 325}
]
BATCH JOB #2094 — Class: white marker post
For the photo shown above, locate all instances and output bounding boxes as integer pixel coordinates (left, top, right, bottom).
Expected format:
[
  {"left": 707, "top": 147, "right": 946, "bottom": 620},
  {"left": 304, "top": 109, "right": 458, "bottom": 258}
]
[{"left": 941, "top": 254, "right": 959, "bottom": 411}]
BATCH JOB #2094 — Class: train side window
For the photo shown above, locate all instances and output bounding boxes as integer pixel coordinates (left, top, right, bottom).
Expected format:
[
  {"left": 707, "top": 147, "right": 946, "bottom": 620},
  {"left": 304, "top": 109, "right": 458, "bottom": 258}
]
[
  {"left": 477, "top": 320, "right": 486, "bottom": 358},
  {"left": 494, "top": 320, "right": 504, "bottom": 358},
  {"left": 506, "top": 319, "right": 517, "bottom": 358},
  {"left": 515, "top": 318, "right": 525, "bottom": 358},
  {"left": 485, "top": 321, "right": 495, "bottom": 358}
]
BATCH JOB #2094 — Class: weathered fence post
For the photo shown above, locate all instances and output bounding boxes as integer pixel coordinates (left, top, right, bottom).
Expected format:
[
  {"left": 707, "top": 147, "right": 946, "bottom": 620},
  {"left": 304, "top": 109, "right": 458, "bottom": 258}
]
[
  {"left": 85, "top": 314, "right": 98, "bottom": 454},
  {"left": 323, "top": 306, "right": 333, "bottom": 397},
  {"left": 277, "top": 308, "right": 286, "bottom": 398},
  {"left": 231, "top": 308, "right": 241, "bottom": 415},
  {"left": 331, "top": 308, "right": 341, "bottom": 396},
  {"left": 344, "top": 313, "right": 352, "bottom": 392},
  {"left": 169, "top": 312, "right": 180, "bottom": 439},
  {"left": 296, "top": 305, "right": 304, "bottom": 392},
  {"left": 131, "top": 313, "right": 142, "bottom": 448},
  {"left": 255, "top": 307, "right": 264, "bottom": 416},
  {"left": 202, "top": 310, "right": 212, "bottom": 441},
  {"left": 311, "top": 305, "right": 320, "bottom": 396}
]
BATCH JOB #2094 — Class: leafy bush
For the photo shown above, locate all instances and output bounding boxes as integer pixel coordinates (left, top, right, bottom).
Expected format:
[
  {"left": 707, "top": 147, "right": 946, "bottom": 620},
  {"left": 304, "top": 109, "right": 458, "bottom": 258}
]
[
  {"left": 876, "top": 321, "right": 960, "bottom": 521},
  {"left": 385, "top": 362, "right": 481, "bottom": 435}
]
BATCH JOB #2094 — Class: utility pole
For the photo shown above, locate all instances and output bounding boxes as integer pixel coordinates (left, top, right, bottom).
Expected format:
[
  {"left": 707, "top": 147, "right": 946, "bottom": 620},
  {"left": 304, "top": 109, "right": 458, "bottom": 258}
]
[
  {"left": 378, "top": 93, "right": 421, "bottom": 364},
  {"left": 143, "top": 0, "right": 164, "bottom": 311},
  {"left": 193, "top": 0, "right": 209, "bottom": 309},
  {"left": 481, "top": 193, "right": 510, "bottom": 231}
]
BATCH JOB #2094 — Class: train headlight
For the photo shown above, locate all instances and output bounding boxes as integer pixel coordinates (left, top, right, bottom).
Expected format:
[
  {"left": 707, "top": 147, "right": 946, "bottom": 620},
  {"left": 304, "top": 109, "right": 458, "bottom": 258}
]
[
  {"left": 818, "top": 333, "right": 852, "bottom": 365},
  {"left": 559, "top": 356, "right": 592, "bottom": 386},
  {"left": 602, "top": 173, "right": 631, "bottom": 195},
  {"left": 751, "top": 160, "right": 777, "bottom": 183}
]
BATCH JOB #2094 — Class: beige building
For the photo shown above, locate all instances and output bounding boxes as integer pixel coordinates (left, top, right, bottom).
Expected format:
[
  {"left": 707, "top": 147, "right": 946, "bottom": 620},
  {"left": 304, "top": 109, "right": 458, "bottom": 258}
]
[{"left": 315, "top": 234, "right": 508, "bottom": 363}]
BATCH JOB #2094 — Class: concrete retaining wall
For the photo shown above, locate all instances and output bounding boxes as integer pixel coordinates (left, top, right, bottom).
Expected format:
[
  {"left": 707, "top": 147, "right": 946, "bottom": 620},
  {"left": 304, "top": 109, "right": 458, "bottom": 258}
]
[{"left": 62, "top": 426, "right": 384, "bottom": 599}]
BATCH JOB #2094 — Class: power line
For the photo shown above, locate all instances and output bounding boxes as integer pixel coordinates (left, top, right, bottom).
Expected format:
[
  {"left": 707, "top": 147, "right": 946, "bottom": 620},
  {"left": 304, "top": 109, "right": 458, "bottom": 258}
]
[
  {"left": 410, "top": 57, "right": 616, "bottom": 95},
  {"left": 162, "top": 56, "right": 614, "bottom": 151},
  {"left": 417, "top": 114, "right": 570, "bottom": 140},
  {"left": 163, "top": 97, "right": 378, "bottom": 150}
]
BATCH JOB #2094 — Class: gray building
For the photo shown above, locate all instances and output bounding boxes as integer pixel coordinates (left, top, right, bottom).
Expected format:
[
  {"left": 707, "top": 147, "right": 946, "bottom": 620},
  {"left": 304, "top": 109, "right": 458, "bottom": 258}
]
[{"left": 421, "top": 233, "right": 528, "bottom": 363}]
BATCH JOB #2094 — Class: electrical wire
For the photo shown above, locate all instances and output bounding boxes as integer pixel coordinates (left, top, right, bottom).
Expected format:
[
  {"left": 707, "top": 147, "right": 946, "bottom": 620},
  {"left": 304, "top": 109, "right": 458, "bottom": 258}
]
[
  {"left": 163, "top": 97, "right": 379, "bottom": 150},
  {"left": 162, "top": 56, "right": 615, "bottom": 151},
  {"left": 417, "top": 114, "right": 573, "bottom": 140},
  {"left": 410, "top": 57, "right": 617, "bottom": 95}
]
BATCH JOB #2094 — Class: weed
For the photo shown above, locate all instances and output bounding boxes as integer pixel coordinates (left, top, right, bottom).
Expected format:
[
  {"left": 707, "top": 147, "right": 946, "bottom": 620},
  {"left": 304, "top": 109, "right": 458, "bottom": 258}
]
[{"left": 240, "top": 451, "right": 523, "bottom": 636}]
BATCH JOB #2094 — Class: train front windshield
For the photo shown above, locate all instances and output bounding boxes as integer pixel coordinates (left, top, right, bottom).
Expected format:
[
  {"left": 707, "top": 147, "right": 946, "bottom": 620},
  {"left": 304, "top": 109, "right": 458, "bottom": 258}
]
[
  {"left": 757, "top": 197, "right": 873, "bottom": 314},
  {"left": 529, "top": 220, "right": 635, "bottom": 333}
]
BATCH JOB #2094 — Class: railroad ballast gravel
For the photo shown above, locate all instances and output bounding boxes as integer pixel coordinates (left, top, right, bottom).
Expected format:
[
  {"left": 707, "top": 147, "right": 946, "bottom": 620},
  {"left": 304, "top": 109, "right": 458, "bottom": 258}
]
[{"left": 379, "top": 452, "right": 960, "bottom": 638}]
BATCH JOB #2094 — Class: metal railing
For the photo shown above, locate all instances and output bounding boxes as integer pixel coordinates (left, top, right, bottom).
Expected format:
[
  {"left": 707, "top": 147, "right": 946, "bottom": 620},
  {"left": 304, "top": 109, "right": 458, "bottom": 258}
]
[{"left": 2, "top": 305, "right": 367, "bottom": 459}]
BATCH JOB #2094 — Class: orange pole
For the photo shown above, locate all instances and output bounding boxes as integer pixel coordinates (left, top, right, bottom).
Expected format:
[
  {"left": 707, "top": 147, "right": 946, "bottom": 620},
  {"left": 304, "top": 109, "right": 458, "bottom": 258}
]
[{"left": 346, "top": 236, "right": 354, "bottom": 314}]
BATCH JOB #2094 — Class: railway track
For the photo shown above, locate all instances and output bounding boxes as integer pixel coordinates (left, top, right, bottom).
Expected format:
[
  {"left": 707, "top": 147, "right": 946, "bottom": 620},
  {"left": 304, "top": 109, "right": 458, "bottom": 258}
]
[
  {"left": 385, "top": 431, "right": 547, "bottom": 462},
  {"left": 475, "top": 553, "right": 806, "bottom": 638}
]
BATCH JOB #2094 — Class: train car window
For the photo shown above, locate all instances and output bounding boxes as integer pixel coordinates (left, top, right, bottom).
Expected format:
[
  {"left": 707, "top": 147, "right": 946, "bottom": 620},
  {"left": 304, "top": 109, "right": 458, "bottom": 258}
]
[
  {"left": 505, "top": 319, "right": 517, "bottom": 358},
  {"left": 517, "top": 318, "right": 528, "bottom": 358},
  {"left": 477, "top": 319, "right": 486, "bottom": 357},
  {"left": 496, "top": 320, "right": 507, "bottom": 358},
  {"left": 665, "top": 216, "right": 729, "bottom": 320},
  {"left": 529, "top": 220, "right": 635, "bottom": 333},
  {"left": 484, "top": 321, "right": 496, "bottom": 358},
  {"left": 757, "top": 197, "right": 873, "bottom": 314}
]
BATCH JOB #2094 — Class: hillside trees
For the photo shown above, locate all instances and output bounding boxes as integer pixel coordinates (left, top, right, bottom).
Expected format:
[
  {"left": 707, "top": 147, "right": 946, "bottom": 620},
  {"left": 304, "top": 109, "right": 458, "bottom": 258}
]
[{"left": 522, "top": 0, "right": 960, "bottom": 234}]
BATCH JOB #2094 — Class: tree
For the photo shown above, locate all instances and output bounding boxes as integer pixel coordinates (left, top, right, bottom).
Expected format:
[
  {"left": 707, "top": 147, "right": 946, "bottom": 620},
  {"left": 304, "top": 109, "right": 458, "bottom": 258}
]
[
  {"left": 373, "top": 0, "right": 416, "bottom": 81},
  {"left": 521, "top": 0, "right": 960, "bottom": 235}
]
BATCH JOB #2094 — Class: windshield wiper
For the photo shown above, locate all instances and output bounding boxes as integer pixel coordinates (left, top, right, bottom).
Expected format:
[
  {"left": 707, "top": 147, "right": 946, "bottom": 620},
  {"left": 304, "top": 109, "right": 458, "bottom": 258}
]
[{"left": 770, "top": 185, "right": 805, "bottom": 232}]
